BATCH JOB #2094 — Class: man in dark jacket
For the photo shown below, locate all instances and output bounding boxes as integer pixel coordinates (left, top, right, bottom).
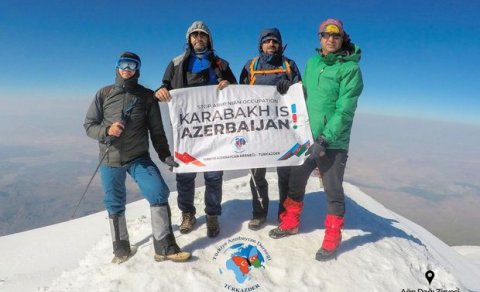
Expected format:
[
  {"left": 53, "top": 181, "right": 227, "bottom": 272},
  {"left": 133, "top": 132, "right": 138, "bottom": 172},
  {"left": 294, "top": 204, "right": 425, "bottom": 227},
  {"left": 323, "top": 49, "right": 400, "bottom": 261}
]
[
  {"left": 239, "top": 28, "right": 301, "bottom": 230},
  {"left": 84, "top": 52, "right": 191, "bottom": 263},
  {"left": 155, "top": 21, "right": 237, "bottom": 238}
]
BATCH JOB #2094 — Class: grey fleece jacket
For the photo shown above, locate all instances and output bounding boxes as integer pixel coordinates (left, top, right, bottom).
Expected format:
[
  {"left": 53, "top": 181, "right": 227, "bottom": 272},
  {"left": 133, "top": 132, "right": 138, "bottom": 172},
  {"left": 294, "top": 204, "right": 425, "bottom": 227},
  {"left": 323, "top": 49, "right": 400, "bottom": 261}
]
[{"left": 84, "top": 73, "right": 171, "bottom": 166}]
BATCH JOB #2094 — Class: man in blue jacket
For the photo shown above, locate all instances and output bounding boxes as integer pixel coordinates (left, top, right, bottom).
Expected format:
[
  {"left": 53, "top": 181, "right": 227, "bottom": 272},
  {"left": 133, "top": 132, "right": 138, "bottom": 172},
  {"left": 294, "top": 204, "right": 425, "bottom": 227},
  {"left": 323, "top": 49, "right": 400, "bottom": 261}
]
[
  {"left": 239, "top": 28, "right": 301, "bottom": 230},
  {"left": 155, "top": 21, "right": 237, "bottom": 238}
]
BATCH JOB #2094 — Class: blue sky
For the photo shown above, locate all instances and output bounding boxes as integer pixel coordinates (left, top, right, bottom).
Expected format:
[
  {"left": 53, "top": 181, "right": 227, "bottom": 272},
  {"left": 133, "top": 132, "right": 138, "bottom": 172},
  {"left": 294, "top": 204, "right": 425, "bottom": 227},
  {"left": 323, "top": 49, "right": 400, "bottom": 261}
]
[{"left": 2, "top": 0, "right": 479, "bottom": 124}]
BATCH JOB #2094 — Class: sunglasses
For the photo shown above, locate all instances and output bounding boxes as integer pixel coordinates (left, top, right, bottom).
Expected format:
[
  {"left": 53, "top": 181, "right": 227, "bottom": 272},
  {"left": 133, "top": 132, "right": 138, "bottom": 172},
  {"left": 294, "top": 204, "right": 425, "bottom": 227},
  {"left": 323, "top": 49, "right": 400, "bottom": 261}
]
[
  {"left": 116, "top": 58, "right": 140, "bottom": 71},
  {"left": 262, "top": 39, "right": 279, "bottom": 45},
  {"left": 320, "top": 32, "right": 342, "bottom": 40},
  {"left": 190, "top": 31, "right": 208, "bottom": 39}
]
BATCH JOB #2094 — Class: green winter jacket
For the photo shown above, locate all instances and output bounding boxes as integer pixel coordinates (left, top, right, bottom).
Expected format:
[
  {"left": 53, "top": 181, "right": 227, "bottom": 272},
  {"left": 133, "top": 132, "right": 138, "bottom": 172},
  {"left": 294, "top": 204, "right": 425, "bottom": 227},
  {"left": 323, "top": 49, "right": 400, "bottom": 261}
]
[{"left": 303, "top": 44, "right": 363, "bottom": 151}]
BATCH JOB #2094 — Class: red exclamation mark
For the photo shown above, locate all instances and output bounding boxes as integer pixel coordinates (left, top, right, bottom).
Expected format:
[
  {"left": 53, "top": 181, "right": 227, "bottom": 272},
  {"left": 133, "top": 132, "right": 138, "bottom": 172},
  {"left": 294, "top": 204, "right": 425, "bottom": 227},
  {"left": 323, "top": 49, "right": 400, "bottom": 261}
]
[{"left": 291, "top": 104, "right": 298, "bottom": 129}]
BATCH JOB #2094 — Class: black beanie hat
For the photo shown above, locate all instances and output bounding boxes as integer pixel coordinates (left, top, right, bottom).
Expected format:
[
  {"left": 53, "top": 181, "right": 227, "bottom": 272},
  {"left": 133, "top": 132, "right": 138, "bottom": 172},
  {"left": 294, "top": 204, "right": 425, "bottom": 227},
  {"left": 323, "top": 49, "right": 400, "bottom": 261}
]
[{"left": 119, "top": 51, "right": 141, "bottom": 65}]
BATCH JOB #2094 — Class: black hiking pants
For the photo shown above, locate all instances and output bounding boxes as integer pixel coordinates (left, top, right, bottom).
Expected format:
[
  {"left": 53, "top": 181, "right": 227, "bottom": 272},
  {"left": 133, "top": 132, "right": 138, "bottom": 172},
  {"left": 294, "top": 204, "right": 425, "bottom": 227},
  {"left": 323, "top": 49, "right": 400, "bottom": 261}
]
[
  {"left": 250, "top": 167, "right": 291, "bottom": 219},
  {"left": 286, "top": 150, "right": 348, "bottom": 217},
  {"left": 250, "top": 168, "right": 269, "bottom": 219}
]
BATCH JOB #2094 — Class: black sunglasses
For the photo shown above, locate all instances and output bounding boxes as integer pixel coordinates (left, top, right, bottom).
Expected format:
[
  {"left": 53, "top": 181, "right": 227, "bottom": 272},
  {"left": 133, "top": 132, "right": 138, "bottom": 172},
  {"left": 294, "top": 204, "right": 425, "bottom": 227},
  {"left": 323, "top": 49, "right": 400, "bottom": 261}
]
[{"left": 319, "top": 32, "right": 342, "bottom": 40}]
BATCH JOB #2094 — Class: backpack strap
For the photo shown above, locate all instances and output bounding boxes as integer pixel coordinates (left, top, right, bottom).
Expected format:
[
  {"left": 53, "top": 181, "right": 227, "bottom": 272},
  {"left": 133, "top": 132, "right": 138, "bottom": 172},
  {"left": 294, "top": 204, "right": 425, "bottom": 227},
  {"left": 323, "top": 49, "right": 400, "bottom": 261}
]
[
  {"left": 249, "top": 56, "right": 291, "bottom": 84},
  {"left": 284, "top": 59, "right": 291, "bottom": 80},
  {"left": 210, "top": 55, "right": 224, "bottom": 82}
]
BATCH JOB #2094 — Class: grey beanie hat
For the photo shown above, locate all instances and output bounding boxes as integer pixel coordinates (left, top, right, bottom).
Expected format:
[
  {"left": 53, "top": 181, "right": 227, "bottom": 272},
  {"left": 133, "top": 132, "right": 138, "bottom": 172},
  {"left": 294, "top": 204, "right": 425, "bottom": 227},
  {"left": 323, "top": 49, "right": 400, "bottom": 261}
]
[{"left": 186, "top": 20, "right": 214, "bottom": 50}]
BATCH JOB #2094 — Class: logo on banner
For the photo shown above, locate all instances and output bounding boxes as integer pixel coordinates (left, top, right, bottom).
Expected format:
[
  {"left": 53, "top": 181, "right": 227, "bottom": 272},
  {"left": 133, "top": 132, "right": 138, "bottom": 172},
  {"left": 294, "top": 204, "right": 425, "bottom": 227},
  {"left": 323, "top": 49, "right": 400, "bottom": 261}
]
[
  {"left": 278, "top": 141, "right": 311, "bottom": 160},
  {"left": 175, "top": 152, "right": 205, "bottom": 167},
  {"left": 213, "top": 236, "right": 272, "bottom": 291},
  {"left": 232, "top": 136, "right": 248, "bottom": 153}
]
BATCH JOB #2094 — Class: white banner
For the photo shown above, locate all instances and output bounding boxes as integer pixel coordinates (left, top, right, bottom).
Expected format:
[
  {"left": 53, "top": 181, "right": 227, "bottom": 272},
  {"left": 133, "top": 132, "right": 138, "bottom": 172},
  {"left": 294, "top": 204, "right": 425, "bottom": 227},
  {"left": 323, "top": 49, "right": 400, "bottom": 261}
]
[{"left": 168, "top": 84, "right": 313, "bottom": 173}]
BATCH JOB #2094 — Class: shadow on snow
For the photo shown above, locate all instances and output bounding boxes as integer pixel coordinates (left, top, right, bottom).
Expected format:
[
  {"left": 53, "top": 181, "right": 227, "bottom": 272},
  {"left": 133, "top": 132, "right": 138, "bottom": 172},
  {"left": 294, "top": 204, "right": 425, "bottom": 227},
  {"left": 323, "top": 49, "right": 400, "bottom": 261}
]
[{"left": 179, "top": 189, "right": 424, "bottom": 256}]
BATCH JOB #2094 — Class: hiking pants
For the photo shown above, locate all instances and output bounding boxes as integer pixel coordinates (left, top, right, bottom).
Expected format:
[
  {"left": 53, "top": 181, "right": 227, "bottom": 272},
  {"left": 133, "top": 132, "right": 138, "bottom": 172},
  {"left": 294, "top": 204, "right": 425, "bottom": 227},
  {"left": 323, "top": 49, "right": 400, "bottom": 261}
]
[
  {"left": 176, "top": 171, "right": 223, "bottom": 216},
  {"left": 250, "top": 167, "right": 291, "bottom": 219},
  {"left": 250, "top": 168, "right": 269, "bottom": 218},
  {"left": 100, "top": 157, "right": 170, "bottom": 215},
  {"left": 276, "top": 166, "right": 291, "bottom": 219},
  {"left": 286, "top": 150, "right": 348, "bottom": 217}
]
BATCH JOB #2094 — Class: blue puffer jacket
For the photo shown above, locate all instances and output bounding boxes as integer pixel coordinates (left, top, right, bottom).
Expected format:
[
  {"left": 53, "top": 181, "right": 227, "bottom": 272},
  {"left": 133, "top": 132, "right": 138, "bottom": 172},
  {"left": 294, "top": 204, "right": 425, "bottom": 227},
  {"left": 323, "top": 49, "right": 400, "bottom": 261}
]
[{"left": 239, "top": 28, "right": 301, "bottom": 85}]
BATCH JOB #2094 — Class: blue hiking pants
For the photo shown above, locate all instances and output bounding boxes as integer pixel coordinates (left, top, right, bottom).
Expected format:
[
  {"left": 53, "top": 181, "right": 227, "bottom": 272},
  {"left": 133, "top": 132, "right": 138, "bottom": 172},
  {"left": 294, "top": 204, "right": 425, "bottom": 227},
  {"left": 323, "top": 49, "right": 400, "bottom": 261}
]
[{"left": 100, "top": 157, "right": 170, "bottom": 215}]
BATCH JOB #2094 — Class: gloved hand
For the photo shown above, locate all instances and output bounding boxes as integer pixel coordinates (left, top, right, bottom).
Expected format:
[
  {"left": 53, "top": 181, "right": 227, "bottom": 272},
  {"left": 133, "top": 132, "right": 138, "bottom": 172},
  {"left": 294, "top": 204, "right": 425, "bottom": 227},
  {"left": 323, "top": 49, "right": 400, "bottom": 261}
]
[
  {"left": 276, "top": 79, "right": 292, "bottom": 95},
  {"left": 305, "top": 136, "right": 328, "bottom": 160},
  {"left": 164, "top": 156, "right": 179, "bottom": 171}
]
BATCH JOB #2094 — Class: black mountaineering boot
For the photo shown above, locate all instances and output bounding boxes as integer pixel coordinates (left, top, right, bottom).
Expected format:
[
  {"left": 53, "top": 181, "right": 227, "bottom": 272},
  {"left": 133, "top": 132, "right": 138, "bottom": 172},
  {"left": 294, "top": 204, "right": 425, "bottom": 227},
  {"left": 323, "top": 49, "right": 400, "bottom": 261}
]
[
  {"left": 248, "top": 216, "right": 267, "bottom": 230},
  {"left": 315, "top": 247, "right": 338, "bottom": 261},
  {"left": 206, "top": 215, "right": 220, "bottom": 238},
  {"left": 109, "top": 214, "right": 131, "bottom": 264},
  {"left": 268, "top": 226, "right": 299, "bottom": 239}
]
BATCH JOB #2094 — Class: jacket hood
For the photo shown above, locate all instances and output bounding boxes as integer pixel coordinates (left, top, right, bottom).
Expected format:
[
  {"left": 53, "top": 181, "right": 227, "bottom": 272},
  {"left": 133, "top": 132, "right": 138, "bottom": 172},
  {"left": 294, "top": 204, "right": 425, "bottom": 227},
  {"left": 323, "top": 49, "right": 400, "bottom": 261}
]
[
  {"left": 258, "top": 28, "right": 283, "bottom": 54},
  {"left": 319, "top": 43, "right": 362, "bottom": 65},
  {"left": 186, "top": 20, "right": 214, "bottom": 51},
  {"left": 115, "top": 70, "right": 140, "bottom": 93}
]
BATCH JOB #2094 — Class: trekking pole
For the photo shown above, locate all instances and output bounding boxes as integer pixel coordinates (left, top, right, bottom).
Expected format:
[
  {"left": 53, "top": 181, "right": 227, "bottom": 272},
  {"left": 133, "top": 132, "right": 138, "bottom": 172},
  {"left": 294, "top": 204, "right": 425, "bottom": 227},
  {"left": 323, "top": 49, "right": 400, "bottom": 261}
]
[
  {"left": 249, "top": 169, "right": 265, "bottom": 210},
  {"left": 71, "top": 139, "right": 113, "bottom": 219}
]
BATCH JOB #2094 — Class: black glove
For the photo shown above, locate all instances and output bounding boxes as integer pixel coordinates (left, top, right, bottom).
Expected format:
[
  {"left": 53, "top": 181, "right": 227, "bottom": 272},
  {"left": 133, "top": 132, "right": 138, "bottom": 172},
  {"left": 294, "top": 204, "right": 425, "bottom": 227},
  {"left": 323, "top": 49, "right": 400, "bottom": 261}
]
[
  {"left": 164, "top": 156, "right": 179, "bottom": 171},
  {"left": 305, "top": 137, "right": 328, "bottom": 160},
  {"left": 276, "top": 79, "right": 292, "bottom": 95}
]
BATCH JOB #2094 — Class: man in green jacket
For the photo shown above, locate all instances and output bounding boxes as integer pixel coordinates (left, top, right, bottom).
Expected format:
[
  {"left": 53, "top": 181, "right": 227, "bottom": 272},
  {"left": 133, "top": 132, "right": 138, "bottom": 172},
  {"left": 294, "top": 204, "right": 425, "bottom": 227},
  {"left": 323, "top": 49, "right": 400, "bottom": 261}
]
[{"left": 269, "top": 19, "right": 364, "bottom": 261}]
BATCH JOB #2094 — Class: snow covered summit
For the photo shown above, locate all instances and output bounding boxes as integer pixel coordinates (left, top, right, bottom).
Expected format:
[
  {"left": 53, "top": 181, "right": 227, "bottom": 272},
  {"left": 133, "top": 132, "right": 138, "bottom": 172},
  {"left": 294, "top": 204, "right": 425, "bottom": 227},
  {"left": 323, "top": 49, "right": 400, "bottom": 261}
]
[{"left": 1, "top": 172, "right": 479, "bottom": 291}]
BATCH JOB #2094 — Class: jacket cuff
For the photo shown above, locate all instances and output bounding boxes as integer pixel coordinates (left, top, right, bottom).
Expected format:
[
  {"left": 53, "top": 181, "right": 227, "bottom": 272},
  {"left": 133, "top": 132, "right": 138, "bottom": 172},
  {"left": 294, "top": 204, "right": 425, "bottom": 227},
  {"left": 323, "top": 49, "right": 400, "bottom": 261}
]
[
  {"left": 158, "top": 153, "right": 170, "bottom": 163},
  {"left": 99, "top": 126, "right": 109, "bottom": 142},
  {"left": 317, "top": 135, "right": 329, "bottom": 146},
  {"left": 155, "top": 85, "right": 170, "bottom": 92}
]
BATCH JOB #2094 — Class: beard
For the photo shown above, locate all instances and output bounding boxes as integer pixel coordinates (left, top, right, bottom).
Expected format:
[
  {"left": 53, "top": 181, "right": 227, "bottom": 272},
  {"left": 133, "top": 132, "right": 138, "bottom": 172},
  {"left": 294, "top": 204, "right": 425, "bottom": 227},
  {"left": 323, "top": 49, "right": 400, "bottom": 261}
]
[{"left": 193, "top": 43, "right": 207, "bottom": 53}]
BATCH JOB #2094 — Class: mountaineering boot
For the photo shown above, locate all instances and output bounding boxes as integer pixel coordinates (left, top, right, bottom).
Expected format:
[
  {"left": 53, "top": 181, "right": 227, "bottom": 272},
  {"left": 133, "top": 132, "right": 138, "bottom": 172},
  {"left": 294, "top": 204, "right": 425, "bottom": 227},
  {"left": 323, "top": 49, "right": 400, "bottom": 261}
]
[
  {"left": 153, "top": 234, "right": 191, "bottom": 262},
  {"left": 248, "top": 216, "right": 267, "bottom": 230},
  {"left": 179, "top": 212, "right": 196, "bottom": 234},
  {"left": 206, "top": 215, "right": 220, "bottom": 238},
  {"left": 269, "top": 226, "right": 299, "bottom": 239},
  {"left": 316, "top": 214, "right": 344, "bottom": 261},
  {"left": 151, "top": 204, "right": 191, "bottom": 262},
  {"left": 269, "top": 197, "right": 303, "bottom": 239},
  {"left": 109, "top": 214, "right": 131, "bottom": 264}
]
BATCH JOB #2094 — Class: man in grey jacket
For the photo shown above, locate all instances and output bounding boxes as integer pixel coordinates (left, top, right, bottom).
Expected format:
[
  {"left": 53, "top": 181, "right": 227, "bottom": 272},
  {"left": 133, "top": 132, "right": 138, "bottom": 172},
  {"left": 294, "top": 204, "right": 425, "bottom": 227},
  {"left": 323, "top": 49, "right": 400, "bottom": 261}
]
[{"left": 84, "top": 52, "right": 190, "bottom": 264}]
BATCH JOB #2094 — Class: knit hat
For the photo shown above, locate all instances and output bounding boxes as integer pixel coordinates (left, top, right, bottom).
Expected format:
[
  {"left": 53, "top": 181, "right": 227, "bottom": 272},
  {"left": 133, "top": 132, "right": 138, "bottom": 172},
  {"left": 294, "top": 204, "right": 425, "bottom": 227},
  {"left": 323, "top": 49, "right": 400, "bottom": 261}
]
[
  {"left": 120, "top": 51, "right": 140, "bottom": 62},
  {"left": 186, "top": 20, "right": 213, "bottom": 49},
  {"left": 319, "top": 19, "right": 344, "bottom": 36},
  {"left": 261, "top": 29, "right": 281, "bottom": 42}
]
